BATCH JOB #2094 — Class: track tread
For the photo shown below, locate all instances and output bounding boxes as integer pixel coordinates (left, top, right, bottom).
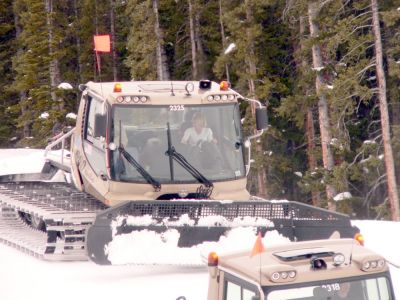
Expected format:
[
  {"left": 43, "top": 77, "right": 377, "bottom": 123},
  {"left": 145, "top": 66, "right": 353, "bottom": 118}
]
[{"left": 0, "top": 182, "right": 107, "bottom": 261}]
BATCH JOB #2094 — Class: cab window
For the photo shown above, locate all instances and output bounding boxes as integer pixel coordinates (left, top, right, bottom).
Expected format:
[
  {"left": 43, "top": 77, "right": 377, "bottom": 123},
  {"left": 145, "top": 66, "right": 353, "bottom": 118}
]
[
  {"left": 225, "top": 281, "right": 258, "bottom": 300},
  {"left": 85, "top": 96, "right": 104, "bottom": 142}
]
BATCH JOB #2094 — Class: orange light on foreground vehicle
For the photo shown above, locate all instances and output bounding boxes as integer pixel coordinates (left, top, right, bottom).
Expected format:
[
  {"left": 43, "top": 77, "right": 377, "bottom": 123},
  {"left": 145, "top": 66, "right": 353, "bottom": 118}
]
[
  {"left": 354, "top": 232, "right": 364, "bottom": 246},
  {"left": 113, "top": 83, "right": 122, "bottom": 92},
  {"left": 208, "top": 252, "right": 219, "bottom": 266},
  {"left": 220, "top": 80, "right": 230, "bottom": 91}
]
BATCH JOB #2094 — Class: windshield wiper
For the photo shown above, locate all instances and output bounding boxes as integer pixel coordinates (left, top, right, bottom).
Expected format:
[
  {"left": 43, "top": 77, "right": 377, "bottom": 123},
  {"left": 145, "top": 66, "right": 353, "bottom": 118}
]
[
  {"left": 119, "top": 145, "right": 161, "bottom": 192},
  {"left": 165, "top": 123, "right": 213, "bottom": 196},
  {"left": 115, "top": 120, "right": 161, "bottom": 192}
]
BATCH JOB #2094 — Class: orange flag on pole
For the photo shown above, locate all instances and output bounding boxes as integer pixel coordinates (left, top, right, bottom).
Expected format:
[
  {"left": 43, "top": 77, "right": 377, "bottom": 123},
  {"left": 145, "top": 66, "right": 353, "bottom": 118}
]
[
  {"left": 93, "top": 34, "right": 111, "bottom": 74},
  {"left": 94, "top": 35, "right": 111, "bottom": 53},
  {"left": 251, "top": 232, "right": 265, "bottom": 257}
]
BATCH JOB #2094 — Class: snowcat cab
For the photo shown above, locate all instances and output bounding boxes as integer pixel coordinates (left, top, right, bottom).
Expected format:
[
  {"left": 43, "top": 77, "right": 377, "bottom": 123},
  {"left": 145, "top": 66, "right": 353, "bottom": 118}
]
[
  {"left": 207, "top": 239, "right": 395, "bottom": 300},
  {"left": 70, "top": 80, "right": 265, "bottom": 203}
]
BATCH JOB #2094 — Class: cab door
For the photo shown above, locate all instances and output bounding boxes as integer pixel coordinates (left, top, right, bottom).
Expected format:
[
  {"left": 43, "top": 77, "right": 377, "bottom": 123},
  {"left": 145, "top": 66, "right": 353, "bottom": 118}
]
[{"left": 81, "top": 95, "right": 109, "bottom": 200}]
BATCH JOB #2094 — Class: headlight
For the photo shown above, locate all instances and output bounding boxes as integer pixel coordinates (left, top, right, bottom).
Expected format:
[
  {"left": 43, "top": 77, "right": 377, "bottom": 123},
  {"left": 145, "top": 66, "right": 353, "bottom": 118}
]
[{"left": 333, "top": 253, "right": 346, "bottom": 266}]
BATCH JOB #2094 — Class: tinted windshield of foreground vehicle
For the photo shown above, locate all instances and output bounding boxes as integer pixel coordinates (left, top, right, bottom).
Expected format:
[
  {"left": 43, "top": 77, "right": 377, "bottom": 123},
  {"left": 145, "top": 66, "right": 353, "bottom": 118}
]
[
  {"left": 265, "top": 276, "right": 392, "bottom": 300},
  {"left": 110, "top": 104, "right": 245, "bottom": 183}
]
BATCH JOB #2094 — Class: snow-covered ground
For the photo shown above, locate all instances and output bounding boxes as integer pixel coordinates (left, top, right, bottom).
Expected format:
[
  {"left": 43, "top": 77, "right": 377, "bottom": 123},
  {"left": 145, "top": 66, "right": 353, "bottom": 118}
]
[{"left": 0, "top": 149, "right": 399, "bottom": 300}]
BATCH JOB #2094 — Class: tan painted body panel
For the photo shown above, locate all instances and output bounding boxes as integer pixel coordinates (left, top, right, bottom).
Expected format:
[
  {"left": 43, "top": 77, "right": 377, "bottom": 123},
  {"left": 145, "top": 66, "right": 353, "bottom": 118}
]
[
  {"left": 103, "top": 178, "right": 250, "bottom": 203},
  {"left": 71, "top": 81, "right": 250, "bottom": 205}
]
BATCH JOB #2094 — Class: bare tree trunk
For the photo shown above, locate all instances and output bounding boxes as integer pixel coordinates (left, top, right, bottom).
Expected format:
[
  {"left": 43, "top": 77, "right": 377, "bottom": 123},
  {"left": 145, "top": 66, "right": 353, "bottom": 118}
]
[
  {"left": 371, "top": 0, "right": 400, "bottom": 221},
  {"left": 13, "top": 3, "right": 31, "bottom": 138},
  {"left": 73, "top": 0, "right": 83, "bottom": 107},
  {"left": 73, "top": 0, "right": 82, "bottom": 81},
  {"left": 152, "top": 0, "right": 170, "bottom": 80},
  {"left": 300, "top": 16, "right": 321, "bottom": 207},
  {"left": 308, "top": 2, "right": 336, "bottom": 210},
  {"left": 94, "top": 0, "right": 99, "bottom": 79},
  {"left": 245, "top": 0, "right": 268, "bottom": 199},
  {"left": 194, "top": 10, "right": 206, "bottom": 78},
  {"left": 45, "top": 0, "right": 62, "bottom": 110},
  {"left": 110, "top": 0, "right": 118, "bottom": 81},
  {"left": 218, "top": 0, "right": 230, "bottom": 81},
  {"left": 188, "top": 0, "right": 198, "bottom": 79},
  {"left": 306, "top": 109, "right": 322, "bottom": 206}
]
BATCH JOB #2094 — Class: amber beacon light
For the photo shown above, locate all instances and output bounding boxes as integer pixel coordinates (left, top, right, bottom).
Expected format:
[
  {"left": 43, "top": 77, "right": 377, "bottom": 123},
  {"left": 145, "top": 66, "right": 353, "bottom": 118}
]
[
  {"left": 208, "top": 252, "right": 219, "bottom": 266},
  {"left": 219, "top": 81, "right": 230, "bottom": 91}
]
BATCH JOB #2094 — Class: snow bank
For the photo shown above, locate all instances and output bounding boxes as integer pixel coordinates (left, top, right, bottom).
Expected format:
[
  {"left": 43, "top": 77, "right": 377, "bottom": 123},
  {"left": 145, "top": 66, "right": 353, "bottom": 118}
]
[{"left": 0, "top": 149, "right": 45, "bottom": 175}]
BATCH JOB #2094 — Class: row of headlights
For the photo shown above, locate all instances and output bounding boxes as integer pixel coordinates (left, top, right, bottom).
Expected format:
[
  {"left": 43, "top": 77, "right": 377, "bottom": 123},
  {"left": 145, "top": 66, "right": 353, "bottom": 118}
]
[
  {"left": 270, "top": 270, "right": 297, "bottom": 283},
  {"left": 362, "top": 259, "right": 385, "bottom": 271},
  {"left": 207, "top": 94, "right": 236, "bottom": 102},
  {"left": 116, "top": 95, "right": 149, "bottom": 104},
  {"left": 115, "top": 94, "right": 236, "bottom": 104}
]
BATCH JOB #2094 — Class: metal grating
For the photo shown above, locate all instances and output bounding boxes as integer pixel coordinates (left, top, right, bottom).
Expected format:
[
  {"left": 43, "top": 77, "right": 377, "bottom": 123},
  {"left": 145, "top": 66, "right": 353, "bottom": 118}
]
[{"left": 112, "top": 200, "right": 350, "bottom": 224}]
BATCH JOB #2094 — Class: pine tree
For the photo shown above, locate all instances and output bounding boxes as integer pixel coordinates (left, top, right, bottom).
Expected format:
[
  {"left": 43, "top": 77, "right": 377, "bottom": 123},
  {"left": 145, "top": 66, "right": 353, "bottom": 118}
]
[
  {"left": 125, "top": 0, "right": 158, "bottom": 80},
  {"left": 0, "top": 0, "right": 18, "bottom": 146},
  {"left": 214, "top": 0, "right": 300, "bottom": 199}
]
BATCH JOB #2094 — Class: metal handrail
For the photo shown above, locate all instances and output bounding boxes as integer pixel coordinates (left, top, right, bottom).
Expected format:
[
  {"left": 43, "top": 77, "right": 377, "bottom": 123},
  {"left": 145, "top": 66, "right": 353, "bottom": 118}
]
[{"left": 44, "top": 127, "right": 75, "bottom": 166}]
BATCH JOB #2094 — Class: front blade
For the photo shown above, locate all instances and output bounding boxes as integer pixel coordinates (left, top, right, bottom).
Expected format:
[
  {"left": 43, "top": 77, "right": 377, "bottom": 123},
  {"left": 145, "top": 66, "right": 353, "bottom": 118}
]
[{"left": 86, "top": 200, "right": 359, "bottom": 265}]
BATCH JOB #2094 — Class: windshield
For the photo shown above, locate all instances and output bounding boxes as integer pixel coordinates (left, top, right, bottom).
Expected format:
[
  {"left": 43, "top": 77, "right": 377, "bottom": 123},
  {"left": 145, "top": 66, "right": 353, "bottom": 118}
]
[
  {"left": 109, "top": 104, "right": 245, "bottom": 184},
  {"left": 265, "top": 276, "right": 392, "bottom": 300}
]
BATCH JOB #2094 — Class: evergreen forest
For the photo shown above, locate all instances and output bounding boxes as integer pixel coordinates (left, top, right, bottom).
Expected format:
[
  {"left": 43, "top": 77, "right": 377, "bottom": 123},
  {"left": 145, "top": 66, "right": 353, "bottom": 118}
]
[{"left": 1, "top": 0, "right": 400, "bottom": 220}]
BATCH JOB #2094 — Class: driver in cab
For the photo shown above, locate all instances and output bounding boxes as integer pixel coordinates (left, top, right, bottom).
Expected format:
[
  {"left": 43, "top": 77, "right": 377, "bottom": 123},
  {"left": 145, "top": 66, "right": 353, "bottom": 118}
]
[{"left": 181, "top": 112, "right": 216, "bottom": 146}]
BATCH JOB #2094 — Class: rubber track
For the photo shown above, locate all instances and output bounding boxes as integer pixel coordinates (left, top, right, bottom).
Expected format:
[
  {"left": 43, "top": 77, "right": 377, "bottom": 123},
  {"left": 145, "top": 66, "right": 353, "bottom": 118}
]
[{"left": 0, "top": 182, "right": 107, "bottom": 261}]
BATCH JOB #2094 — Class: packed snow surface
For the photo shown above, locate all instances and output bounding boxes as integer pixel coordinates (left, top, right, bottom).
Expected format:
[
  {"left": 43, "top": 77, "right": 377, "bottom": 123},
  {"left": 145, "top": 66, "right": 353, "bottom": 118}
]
[{"left": 0, "top": 149, "right": 399, "bottom": 300}]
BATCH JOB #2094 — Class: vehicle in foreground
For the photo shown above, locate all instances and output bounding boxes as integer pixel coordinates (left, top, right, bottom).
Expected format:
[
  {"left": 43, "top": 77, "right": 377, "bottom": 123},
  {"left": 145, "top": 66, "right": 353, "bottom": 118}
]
[{"left": 207, "top": 237, "right": 395, "bottom": 300}]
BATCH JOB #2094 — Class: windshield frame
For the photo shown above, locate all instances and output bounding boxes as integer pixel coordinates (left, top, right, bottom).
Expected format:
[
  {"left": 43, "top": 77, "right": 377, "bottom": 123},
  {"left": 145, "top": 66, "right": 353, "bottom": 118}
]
[
  {"left": 108, "top": 103, "right": 246, "bottom": 184},
  {"left": 263, "top": 272, "right": 395, "bottom": 300}
]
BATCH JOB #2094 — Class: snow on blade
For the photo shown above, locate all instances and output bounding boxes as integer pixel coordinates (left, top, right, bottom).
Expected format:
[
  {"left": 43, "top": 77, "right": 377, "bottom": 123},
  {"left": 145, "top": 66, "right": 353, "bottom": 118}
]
[
  {"left": 106, "top": 213, "right": 278, "bottom": 265},
  {"left": 105, "top": 229, "right": 205, "bottom": 265},
  {"left": 105, "top": 227, "right": 290, "bottom": 266},
  {"left": 113, "top": 213, "right": 275, "bottom": 228}
]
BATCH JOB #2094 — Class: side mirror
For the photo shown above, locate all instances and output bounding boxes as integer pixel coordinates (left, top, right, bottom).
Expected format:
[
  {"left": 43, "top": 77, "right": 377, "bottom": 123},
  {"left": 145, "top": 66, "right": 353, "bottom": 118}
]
[
  {"left": 255, "top": 106, "right": 268, "bottom": 130},
  {"left": 94, "top": 114, "right": 107, "bottom": 138}
]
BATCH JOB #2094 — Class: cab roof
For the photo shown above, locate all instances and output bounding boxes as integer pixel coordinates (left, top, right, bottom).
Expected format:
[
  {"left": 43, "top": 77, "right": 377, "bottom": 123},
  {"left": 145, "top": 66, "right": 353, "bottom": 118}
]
[
  {"left": 84, "top": 81, "right": 225, "bottom": 97},
  {"left": 217, "top": 238, "right": 388, "bottom": 286}
]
